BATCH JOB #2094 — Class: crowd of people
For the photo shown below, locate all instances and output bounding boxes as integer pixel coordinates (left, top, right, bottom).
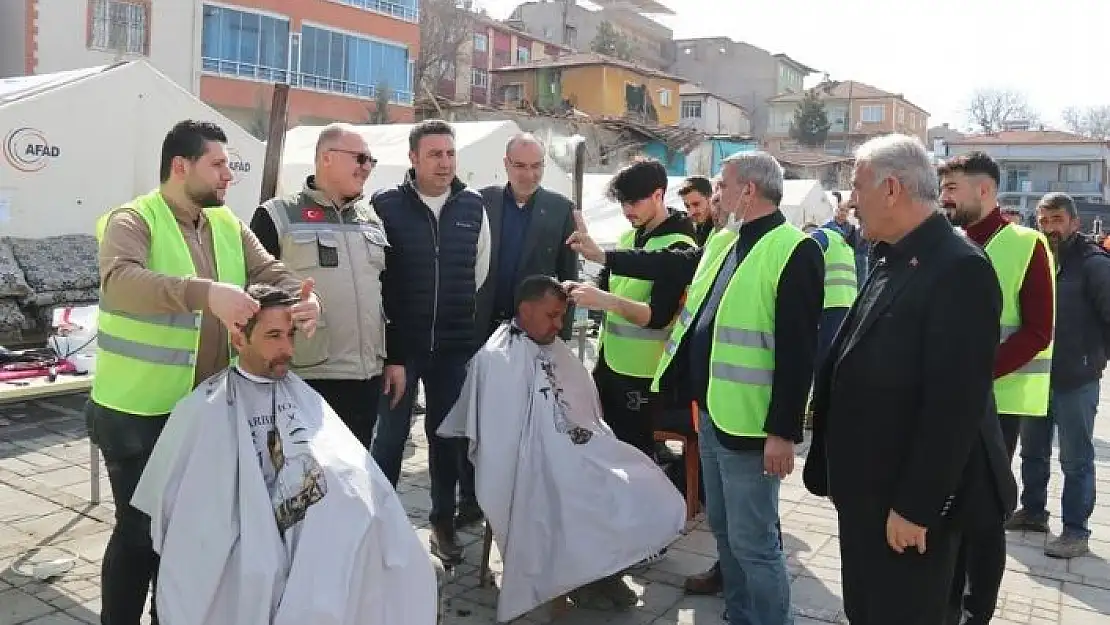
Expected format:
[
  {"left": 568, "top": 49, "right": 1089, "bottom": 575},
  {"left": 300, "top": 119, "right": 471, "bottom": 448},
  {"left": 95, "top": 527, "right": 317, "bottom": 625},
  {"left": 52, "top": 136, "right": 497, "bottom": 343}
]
[{"left": 86, "top": 117, "right": 1107, "bottom": 625}]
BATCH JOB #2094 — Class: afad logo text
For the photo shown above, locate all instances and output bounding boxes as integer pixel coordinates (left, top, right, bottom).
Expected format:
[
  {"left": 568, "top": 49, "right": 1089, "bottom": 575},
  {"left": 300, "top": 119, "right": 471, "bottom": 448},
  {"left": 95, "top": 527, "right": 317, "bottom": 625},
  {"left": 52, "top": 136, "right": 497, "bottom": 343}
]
[{"left": 3, "top": 127, "right": 60, "bottom": 173}]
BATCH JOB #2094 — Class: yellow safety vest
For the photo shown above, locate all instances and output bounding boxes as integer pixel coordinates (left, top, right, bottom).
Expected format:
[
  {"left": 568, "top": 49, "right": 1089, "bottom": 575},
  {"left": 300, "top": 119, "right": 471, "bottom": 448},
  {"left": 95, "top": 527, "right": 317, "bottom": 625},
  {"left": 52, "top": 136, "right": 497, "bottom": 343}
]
[
  {"left": 984, "top": 223, "right": 1055, "bottom": 417},
  {"left": 819, "top": 227, "right": 858, "bottom": 308},
  {"left": 652, "top": 223, "right": 806, "bottom": 436},
  {"left": 92, "top": 190, "right": 247, "bottom": 416},
  {"left": 600, "top": 228, "right": 697, "bottom": 378}
]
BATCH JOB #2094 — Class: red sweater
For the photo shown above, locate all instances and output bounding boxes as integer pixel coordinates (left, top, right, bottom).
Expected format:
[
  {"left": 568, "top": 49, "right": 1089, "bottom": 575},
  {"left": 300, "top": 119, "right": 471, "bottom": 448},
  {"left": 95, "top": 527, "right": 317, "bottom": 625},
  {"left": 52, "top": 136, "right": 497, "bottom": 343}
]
[{"left": 965, "top": 208, "right": 1055, "bottom": 379}]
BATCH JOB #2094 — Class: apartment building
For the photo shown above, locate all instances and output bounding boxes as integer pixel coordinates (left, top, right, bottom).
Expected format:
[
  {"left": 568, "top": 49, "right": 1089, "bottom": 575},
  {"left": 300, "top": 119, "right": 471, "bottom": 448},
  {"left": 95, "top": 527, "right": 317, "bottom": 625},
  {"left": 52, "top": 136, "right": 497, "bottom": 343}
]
[
  {"left": 435, "top": 14, "right": 570, "bottom": 106},
  {"left": 505, "top": 0, "right": 675, "bottom": 70},
  {"left": 667, "top": 37, "right": 814, "bottom": 138},
  {"left": 765, "top": 80, "right": 929, "bottom": 153},
  {"left": 943, "top": 130, "right": 1110, "bottom": 212},
  {"left": 2, "top": 0, "right": 419, "bottom": 130}
]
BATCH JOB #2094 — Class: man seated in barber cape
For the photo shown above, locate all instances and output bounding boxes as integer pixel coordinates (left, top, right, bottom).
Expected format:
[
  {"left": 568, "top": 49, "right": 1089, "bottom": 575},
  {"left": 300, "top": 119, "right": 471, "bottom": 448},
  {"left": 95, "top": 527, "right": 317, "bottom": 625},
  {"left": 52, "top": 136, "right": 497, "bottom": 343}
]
[
  {"left": 438, "top": 275, "right": 686, "bottom": 622},
  {"left": 131, "top": 284, "right": 441, "bottom": 625}
]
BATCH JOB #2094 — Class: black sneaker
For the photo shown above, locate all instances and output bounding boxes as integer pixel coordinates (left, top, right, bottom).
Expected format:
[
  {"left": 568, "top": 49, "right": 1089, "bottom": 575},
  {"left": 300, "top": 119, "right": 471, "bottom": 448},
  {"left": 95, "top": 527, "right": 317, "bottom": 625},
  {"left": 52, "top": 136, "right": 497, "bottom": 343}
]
[
  {"left": 455, "top": 500, "right": 484, "bottom": 529},
  {"left": 430, "top": 524, "right": 464, "bottom": 564},
  {"left": 1004, "top": 508, "right": 1049, "bottom": 533}
]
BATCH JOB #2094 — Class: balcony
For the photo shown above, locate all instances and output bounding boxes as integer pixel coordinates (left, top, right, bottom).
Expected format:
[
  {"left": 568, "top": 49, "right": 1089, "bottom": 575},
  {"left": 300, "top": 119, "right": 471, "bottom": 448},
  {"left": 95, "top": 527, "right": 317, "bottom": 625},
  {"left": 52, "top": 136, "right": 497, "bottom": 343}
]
[
  {"left": 1001, "top": 180, "right": 1104, "bottom": 195},
  {"left": 331, "top": 0, "right": 419, "bottom": 23}
]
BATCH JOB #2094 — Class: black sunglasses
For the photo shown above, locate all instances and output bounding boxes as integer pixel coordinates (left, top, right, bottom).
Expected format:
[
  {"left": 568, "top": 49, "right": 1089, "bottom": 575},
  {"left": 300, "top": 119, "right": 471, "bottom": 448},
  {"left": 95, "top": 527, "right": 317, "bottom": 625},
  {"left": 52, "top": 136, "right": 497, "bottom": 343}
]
[{"left": 330, "top": 149, "right": 377, "bottom": 167}]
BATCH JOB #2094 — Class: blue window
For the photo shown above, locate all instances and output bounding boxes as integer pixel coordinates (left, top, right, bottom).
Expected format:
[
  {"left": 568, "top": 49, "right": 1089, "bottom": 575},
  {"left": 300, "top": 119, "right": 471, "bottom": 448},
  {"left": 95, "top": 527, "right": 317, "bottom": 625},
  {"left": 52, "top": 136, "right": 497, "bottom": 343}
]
[
  {"left": 201, "top": 4, "right": 289, "bottom": 82},
  {"left": 299, "top": 25, "right": 413, "bottom": 104},
  {"left": 331, "top": 0, "right": 419, "bottom": 23}
]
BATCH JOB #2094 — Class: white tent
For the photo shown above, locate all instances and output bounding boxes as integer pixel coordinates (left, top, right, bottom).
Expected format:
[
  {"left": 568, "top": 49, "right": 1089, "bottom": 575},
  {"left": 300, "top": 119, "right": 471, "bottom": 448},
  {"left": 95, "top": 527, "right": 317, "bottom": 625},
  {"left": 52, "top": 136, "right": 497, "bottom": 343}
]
[
  {"left": 279, "top": 120, "right": 573, "bottom": 199},
  {"left": 0, "top": 61, "right": 265, "bottom": 238},
  {"left": 781, "top": 179, "right": 834, "bottom": 227}
]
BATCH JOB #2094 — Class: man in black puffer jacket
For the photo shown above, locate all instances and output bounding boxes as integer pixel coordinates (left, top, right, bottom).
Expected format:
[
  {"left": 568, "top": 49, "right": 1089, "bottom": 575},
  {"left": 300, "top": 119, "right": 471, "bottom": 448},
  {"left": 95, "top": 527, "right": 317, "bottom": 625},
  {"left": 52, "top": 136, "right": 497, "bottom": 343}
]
[
  {"left": 370, "top": 119, "right": 490, "bottom": 564},
  {"left": 1008, "top": 192, "right": 1110, "bottom": 560}
]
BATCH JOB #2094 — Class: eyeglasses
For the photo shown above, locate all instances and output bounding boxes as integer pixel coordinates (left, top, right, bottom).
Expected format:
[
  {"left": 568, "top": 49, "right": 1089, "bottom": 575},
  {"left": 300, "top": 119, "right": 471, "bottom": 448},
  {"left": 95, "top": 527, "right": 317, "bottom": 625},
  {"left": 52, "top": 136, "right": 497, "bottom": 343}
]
[{"left": 330, "top": 149, "right": 377, "bottom": 167}]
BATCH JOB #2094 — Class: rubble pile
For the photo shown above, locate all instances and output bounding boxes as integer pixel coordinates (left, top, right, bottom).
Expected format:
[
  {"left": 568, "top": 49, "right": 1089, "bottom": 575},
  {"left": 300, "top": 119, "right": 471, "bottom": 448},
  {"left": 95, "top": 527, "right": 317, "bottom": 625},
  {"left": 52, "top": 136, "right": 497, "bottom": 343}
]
[{"left": 0, "top": 235, "right": 99, "bottom": 345}]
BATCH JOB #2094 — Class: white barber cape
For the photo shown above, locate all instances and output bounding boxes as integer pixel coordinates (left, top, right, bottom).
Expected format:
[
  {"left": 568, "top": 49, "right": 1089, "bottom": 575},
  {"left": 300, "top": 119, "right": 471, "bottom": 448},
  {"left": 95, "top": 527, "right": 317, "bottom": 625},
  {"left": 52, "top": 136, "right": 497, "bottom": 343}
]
[
  {"left": 438, "top": 323, "right": 685, "bottom": 622},
  {"left": 132, "top": 368, "right": 437, "bottom": 625}
]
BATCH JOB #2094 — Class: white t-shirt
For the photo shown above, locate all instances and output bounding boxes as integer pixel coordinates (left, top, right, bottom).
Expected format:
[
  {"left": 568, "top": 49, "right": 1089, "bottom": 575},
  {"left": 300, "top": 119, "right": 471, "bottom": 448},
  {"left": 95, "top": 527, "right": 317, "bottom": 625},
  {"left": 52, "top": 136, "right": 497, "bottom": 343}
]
[{"left": 417, "top": 190, "right": 491, "bottom": 290}]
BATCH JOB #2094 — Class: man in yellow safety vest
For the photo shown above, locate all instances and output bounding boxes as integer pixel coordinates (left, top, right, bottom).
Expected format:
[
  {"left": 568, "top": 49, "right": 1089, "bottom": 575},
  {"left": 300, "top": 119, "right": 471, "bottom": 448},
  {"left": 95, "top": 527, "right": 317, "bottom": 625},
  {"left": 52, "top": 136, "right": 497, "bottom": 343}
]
[
  {"left": 940, "top": 151, "right": 1054, "bottom": 625},
  {"left": 87, "top": 120, "right": 319, "bottom": 625},
  {"left": 564, "top": 159, "right": 696, "bottom": 457}
]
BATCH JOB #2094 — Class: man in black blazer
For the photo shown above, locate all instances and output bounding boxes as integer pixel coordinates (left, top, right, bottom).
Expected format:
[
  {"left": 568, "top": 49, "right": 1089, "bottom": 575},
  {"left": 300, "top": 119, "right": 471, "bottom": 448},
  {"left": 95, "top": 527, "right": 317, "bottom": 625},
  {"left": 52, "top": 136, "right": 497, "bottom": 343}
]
[
  {"left": 475, "top": 133, "right": 579, "bottom": 343},
  {"left": 803, "top": 134, "right": 1017, "bottom": 625},
  {"left": 457, "top": 133, "right": 579, "bottom": 528}
]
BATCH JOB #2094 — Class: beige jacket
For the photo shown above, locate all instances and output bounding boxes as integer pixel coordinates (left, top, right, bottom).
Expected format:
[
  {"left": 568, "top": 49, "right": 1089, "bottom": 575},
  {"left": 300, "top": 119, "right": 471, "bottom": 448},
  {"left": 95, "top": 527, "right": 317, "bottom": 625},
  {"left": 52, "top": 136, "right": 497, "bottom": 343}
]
[
  {"left": 99, "top": 198, "right": 303, "bottom": 387},
  {"left": 260, "top": 180, "right": 387, "bottom": 381}
]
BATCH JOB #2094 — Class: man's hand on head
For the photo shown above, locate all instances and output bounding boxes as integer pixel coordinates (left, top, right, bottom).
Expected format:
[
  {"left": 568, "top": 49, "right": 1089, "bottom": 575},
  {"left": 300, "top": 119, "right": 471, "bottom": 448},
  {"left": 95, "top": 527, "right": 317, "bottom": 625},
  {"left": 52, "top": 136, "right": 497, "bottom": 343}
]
[{"left": 208, "top": 282, "right": 260, "bottom": 341}]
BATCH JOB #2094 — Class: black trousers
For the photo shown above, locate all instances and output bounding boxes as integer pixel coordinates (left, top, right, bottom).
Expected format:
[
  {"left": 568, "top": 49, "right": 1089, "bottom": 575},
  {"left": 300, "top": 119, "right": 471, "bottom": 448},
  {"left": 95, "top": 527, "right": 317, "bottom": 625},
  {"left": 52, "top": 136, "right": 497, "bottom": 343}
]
[
  {"left": 593, "top": 355, "right": 657, "bottom": 456},
  {"left": 306, "top": 376, "right": 382, "bottom": 450},
  {"left": 838, "top": 500, "right": 962, "bottom": 625},
  {"left": 86, "top": 401, "right": 168, "bottom": 625},
  {"left": 948, "top": 414, "right": 1022, "bottom": 624}
]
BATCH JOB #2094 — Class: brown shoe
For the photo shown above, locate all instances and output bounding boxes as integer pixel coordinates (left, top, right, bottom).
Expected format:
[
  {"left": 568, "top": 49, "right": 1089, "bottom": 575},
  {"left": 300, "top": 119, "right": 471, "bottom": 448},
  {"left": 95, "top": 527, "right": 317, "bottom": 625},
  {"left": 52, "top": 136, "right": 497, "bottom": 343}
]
[
  {"left": 683, "top": 560, "right": 722, "bottom": 595},
  {"left": 430, "top": 524, "right": 464, "bottom": 564}
]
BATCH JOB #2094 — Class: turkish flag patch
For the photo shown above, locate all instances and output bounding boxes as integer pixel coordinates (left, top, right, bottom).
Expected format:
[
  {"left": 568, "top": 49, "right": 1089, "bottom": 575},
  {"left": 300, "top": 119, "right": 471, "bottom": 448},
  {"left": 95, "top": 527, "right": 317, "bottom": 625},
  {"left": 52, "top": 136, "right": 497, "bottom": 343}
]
[{"left": 302, "top": 207, "right": 325, "bottom": 222}]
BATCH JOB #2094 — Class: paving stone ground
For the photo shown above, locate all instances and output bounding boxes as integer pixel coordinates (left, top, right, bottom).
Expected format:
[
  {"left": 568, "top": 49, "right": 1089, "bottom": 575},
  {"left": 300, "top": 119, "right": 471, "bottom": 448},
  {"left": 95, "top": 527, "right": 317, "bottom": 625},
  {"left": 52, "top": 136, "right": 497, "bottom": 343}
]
[{"left": 1, "top": 368, "right": 1109, "bottom": 624}]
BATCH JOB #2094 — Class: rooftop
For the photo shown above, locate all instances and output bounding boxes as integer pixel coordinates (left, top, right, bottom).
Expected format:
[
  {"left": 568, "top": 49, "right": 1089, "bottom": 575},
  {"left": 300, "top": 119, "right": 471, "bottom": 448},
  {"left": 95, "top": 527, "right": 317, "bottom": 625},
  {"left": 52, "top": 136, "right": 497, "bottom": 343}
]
[
  {"left": 768, "top": 80, "right": 928, "bottom": 115},
  {"left": 490, "top": 52, "right": 686, "bottom": 82},
  {"left": 679, "top": 83, "right": 749, "bottom": 114},
  {"left": 947, "top": 130, "right": 1109, "bottom": 146}
]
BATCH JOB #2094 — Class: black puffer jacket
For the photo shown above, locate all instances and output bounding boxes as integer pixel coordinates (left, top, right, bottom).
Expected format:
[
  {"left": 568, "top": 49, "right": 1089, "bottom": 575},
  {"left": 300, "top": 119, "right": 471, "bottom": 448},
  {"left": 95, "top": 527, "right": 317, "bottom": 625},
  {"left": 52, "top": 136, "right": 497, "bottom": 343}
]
[{"left": 1050, "top": 233, "right": 1110, "bottom": 391}]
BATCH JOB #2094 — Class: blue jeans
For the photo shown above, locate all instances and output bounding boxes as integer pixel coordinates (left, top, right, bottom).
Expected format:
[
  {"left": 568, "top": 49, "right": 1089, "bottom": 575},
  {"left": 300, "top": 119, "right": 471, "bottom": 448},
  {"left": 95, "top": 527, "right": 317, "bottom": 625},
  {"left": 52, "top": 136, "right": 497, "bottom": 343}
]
[
  {"left": 370, "top": 349, "right": 471, "bottom": 527},
  {"left": 699, "top": 410, "right": 792, "bottom": 625},
  {"left": 1018, "top": 380, "right": 1099, "bottom": 538}
]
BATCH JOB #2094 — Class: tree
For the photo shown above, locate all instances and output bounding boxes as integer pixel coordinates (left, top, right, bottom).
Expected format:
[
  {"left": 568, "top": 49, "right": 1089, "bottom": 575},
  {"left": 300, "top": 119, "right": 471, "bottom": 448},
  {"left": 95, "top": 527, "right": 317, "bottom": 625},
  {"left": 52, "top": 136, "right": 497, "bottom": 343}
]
[
  {"left": 789, "top": 90, "right": 831, "bottom": 147},
  {"left": 415, "top": 0, "right": 476, "bottom": 94},
  {"left": 369, "top": 83, "right": 393, "bottom": 124},
  {"left": 1062, "top": 105, "right": 1110, "bottom": 140},
  {"left": 966, "top": 89, "right": 1040, "bottom": 133},
  {"left": 590, "top": 21, "right": 634, "bottom": 61}
]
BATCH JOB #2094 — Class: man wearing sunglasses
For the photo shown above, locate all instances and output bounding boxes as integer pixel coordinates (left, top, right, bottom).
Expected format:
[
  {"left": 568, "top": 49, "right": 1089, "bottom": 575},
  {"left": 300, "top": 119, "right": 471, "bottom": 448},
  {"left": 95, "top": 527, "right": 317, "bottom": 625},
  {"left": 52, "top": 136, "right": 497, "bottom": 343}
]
[{"left": 250, "top": 123, "right": 398, "bottom": 458}]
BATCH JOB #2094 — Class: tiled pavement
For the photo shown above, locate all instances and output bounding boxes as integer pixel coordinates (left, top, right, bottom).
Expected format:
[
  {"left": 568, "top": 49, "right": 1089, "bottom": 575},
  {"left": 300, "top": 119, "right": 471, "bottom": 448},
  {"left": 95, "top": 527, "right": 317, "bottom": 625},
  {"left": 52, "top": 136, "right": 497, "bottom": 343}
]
[{"left": 1, "top": 378, "right": 1109, "bottom": 625}]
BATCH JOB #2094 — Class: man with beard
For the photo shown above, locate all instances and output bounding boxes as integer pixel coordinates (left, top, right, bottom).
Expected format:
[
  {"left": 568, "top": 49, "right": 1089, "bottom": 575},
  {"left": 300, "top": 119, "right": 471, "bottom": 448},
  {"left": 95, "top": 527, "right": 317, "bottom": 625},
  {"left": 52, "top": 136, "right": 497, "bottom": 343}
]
[
  {"left": 250, "top": 124, "right": 401, "bottom": 452},
  {"left": 804, "top": 135, "right": 1013, "bottom": 625},
  {"left": 678, "top": 176, "right": 716, "bottom": 245},
  {"left": 132, "top": 284, "right": 438, "bottom": 625},
  {"left": 370, "top": 119, "right": 491, "bottom": 563},
  {"left": 938, "top": 152, "right": 1054, "bottom": 624},
  {"left": 88, "top": 120, "right": 320, "bottom": 625},
  {"left": 467, "top": 133, "right": 579, "bottom": 529},
  {"left": 1012, "top": 192, "right": 1110, "bottom": 559}
]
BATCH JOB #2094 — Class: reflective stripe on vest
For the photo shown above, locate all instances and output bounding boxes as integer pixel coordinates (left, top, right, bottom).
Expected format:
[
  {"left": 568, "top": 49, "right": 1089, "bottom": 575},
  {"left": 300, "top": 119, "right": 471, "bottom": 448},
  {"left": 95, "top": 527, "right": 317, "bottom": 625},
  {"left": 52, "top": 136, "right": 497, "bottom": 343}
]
[
  {"left": 984, "top": 223, "right": 1055, "bottom": 417},
  {"left": 652, "top": 223, "right": 806, "bottom": 437},
  {"left": 91, "top": 190, "right": 247, "bottom": 416},
  {"left": 600, "top": 228, "right": 697, "bottom": 378},
  {"left": 819, "top": 227, "right": 858, "bottom": 308}
]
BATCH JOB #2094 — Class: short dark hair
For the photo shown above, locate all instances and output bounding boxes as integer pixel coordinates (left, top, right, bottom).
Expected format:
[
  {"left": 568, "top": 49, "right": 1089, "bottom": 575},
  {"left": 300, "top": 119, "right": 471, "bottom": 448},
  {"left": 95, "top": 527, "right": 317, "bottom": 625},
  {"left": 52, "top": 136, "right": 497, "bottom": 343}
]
[
  {"left": 608, "top": 158, "right": 668, "bottom": 204},
  {"left": 678, "top": 176, "right": 713, "bottom": 198},
  {"left": 937, "top": 151, "right": 1001, "bottom": 187},
  {"left": 515, "top": 275, "right": 567, "bottom": 310},
  {"left": 409, "top": 119, "right": 455, "bottom": 152},
  {"left": 243, "top": 284, "right": 298, "bottom": 338},
  {"left": 159, "top": 120, "right": 227, "bottom": 183},
  {"left": 1037, "top": 192, "right": 1078, "bottom": 219}
]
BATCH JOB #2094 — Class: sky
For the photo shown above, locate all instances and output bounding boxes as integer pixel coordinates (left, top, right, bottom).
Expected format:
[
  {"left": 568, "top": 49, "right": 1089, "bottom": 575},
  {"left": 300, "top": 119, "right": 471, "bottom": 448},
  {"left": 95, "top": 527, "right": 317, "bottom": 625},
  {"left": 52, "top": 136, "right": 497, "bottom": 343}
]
[{"left": 476, "top": 0, "right": 1110, "bottom": 131}]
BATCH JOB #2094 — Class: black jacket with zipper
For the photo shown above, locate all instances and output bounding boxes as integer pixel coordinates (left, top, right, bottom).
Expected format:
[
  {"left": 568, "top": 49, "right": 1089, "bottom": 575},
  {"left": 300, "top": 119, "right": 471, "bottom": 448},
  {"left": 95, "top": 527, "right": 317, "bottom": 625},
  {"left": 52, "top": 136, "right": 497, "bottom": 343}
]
[
  {"left": 1051, "top": 233, "right": 1110, "bottom": 391},
  {"left": 372, "top": 170, "right": 485, "bottom": 363}
]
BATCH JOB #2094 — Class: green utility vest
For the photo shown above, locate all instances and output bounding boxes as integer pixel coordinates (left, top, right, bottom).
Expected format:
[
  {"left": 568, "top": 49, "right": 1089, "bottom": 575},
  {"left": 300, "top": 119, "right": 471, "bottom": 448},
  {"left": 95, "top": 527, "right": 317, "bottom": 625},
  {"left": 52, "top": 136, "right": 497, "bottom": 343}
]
[
  {"left": 819, "top": 227, "right": 858, "bottom": 308},
  {"left": 600, "top": 228, "right": 697, "bottom": 378},
  {"left": 92, "top": 190, "right": 247, "bottom": 416},
  {"left": 652, "top": 223, "right": 806, "bottom": 437},
  {"left": 984, "top": 223, "right": 1055, "bottom": 417}
]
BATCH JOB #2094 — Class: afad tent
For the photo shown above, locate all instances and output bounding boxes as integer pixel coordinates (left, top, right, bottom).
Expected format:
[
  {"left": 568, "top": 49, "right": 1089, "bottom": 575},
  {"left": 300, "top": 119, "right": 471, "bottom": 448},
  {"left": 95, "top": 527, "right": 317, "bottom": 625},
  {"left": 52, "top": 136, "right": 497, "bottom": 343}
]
[
  {"left": 781, "top": 179, "right": 835, "bottom": 228},
  {"left": 279, "top": 120, "right": 573, "bottom": 199},
  {"left": 0, "top": 61, "right": 265, "bottom": 238}
]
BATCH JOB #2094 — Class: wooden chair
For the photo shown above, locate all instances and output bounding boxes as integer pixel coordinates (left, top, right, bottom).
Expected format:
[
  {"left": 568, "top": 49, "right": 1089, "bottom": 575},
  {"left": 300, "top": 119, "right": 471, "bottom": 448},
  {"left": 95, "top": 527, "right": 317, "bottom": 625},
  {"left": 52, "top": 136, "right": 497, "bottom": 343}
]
[{"left": 654, "top": 400, "right": 701, "bottom": 522}]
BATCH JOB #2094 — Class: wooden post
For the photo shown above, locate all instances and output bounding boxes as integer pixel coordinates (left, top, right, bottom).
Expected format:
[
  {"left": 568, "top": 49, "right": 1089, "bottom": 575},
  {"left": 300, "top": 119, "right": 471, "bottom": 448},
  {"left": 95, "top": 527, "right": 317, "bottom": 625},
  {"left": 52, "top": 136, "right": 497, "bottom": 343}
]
[{"left": 258, "top": 83, "right": 291, "bottom": 204}]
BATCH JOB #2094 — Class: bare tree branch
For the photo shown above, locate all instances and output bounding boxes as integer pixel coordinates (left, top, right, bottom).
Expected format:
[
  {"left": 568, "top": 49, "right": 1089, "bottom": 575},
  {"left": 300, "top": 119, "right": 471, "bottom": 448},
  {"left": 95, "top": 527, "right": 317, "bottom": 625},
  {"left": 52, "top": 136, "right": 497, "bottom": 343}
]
[
  {"left": 416, "top": 0, "right": 478, "bottom": 94},
  {"left": 966, "top": 89, "right": 1039, "bottom": 133},
  {"left": 1062, "top": 105, "right": 1110, "bottom": 140}
]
